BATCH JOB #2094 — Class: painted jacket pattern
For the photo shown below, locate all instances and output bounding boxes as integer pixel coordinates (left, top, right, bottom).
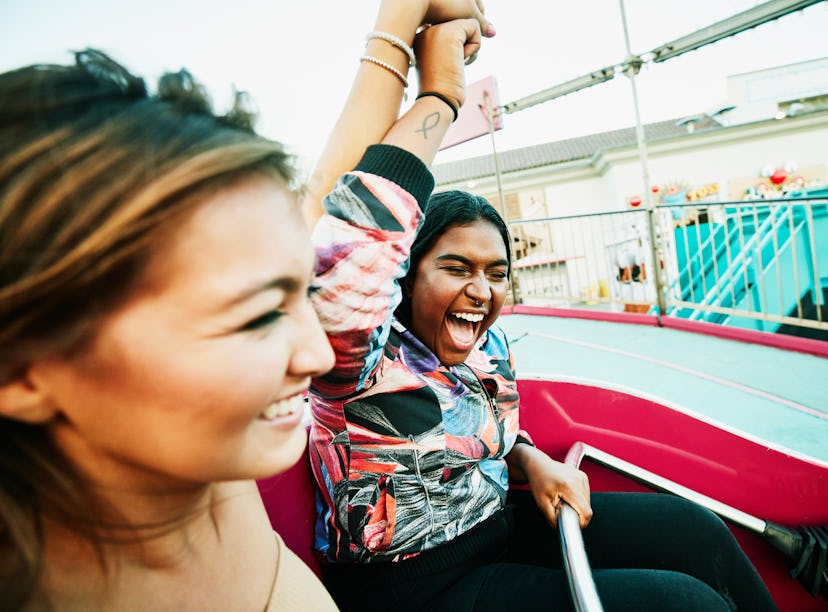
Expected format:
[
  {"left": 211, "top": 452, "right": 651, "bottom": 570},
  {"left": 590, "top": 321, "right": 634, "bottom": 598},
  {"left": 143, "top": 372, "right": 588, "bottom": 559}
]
[{"left": 309, "top": 146, "right": 522, "bottom": 564}]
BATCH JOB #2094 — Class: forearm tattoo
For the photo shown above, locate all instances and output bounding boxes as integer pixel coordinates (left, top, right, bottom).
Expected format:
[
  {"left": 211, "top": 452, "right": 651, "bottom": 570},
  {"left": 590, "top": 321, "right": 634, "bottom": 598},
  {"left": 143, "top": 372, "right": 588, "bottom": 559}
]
[{"left": 415, "top": 112, "right": 441, "bottom": 139}]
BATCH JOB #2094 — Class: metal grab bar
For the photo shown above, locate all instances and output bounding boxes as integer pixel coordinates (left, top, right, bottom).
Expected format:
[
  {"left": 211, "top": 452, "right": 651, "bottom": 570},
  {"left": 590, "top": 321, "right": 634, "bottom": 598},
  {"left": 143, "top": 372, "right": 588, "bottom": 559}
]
[
  {"left": 567, "top": 442, "right": 766, "bottom": 533},
  {"left": 562, "top": 442, "right": 828, "bottom": 600},
  {"left": 559, "top": 444, "right": 605, "bottom": 612}
]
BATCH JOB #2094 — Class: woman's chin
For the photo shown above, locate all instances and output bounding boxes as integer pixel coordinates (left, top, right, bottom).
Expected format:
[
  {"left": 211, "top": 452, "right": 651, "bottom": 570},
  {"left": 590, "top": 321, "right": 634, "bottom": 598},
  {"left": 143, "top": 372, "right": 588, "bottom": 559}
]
[
  {"left": 437, "top": 348, "right": 474, "bottom": 367},
  {"left": 249, "top": 426, "right": 308, "bottom": 480}
]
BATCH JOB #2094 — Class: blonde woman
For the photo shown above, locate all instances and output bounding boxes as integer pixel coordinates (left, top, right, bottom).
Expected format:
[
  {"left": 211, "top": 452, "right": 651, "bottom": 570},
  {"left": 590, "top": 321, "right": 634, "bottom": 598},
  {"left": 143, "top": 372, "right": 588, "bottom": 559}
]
[{"left": 0, "top": 1, "right": 492, "bottom": 608}]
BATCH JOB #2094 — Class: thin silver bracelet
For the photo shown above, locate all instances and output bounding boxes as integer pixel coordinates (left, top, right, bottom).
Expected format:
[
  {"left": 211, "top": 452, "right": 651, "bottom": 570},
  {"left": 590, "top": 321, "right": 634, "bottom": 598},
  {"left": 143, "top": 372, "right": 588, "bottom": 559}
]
[
  {"left": 366, "top": 31, "right": 416, "bottom": 68},
  {"left": 360, "top": 55, "right": 409, "bottom": 89}
]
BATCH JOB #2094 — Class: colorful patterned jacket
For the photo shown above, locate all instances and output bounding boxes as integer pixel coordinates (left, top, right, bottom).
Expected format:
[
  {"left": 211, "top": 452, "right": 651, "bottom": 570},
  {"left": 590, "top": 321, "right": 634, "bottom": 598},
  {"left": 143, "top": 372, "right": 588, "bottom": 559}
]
[{"left": 309, "top": 145, "right": 523, "bottom": 564}]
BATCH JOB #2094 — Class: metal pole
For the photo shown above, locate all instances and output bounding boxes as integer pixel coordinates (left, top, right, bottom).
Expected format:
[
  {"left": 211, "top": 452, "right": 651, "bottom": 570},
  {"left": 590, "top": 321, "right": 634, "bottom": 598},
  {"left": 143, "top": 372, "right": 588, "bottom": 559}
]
[
  {"left": 619, "top": 0, "right": 666, "bottom": 320},
  {"left": 482, "top": 93, "right": 521, "bottom": 306}
]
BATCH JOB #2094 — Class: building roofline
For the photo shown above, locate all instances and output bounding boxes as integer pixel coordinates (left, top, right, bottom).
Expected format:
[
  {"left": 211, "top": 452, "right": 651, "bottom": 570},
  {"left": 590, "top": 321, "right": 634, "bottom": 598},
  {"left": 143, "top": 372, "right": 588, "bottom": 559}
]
[{"left": 433, "top": 108, "right": 828, "bottom": 187}]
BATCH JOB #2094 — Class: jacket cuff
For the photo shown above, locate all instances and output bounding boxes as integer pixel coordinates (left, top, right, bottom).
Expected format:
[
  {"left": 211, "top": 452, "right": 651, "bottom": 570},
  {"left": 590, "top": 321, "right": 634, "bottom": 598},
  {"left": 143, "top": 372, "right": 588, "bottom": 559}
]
[
  {"left": 354, "top": 144, "right": 435, "bottom": 210},
  {"left": 515, "top": 431, "right": 535, "bottom": 447}
]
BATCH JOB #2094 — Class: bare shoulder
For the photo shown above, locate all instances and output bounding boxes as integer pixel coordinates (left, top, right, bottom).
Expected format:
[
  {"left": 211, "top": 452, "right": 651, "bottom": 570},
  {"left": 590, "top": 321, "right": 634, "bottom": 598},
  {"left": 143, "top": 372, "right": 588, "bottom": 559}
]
[
  {"left": 217, "top": 481, "right": 338, "bottom": 611},
  {"left": 267, "top": 533, "right": 339, "bottom": 611}
]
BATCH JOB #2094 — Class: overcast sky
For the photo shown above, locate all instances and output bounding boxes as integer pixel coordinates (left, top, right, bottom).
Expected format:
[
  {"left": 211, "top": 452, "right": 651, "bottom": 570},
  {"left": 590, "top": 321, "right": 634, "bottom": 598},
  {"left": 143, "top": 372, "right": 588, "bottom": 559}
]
[{"left": 2, "top": 1, "right": 827, "bottom": 175}]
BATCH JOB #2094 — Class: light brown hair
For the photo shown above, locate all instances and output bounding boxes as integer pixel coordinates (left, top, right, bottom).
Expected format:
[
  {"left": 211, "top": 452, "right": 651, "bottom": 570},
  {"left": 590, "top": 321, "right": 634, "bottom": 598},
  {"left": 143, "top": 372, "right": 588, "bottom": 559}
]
[{"left": 0, "top": 49, "right": 294, "bottom": 608}]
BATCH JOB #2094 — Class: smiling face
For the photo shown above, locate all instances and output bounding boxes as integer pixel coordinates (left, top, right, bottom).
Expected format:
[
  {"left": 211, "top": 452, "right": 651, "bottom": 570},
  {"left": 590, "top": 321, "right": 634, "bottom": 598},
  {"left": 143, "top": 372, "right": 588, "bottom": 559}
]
[
  {"left": 28, "top": 175, "right": 335, "bottom": 490},
  {"left": 407, "top": 219, "right": 510, "bottom": 366}
]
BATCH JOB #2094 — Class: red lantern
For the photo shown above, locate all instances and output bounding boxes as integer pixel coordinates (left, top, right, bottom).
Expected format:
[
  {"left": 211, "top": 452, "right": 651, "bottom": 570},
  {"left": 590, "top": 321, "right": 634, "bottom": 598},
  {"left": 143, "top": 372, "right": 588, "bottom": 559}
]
[{"left": 770, "top": 168, "right": 787, "bottom": 185}]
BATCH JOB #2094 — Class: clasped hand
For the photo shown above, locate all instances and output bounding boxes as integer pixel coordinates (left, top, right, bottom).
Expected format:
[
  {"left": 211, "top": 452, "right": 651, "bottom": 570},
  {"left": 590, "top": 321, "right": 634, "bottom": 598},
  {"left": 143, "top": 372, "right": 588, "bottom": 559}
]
[
  {"left": 521, "top": 445, "right": 593, "bottom": 529},
  {"left": 416, "top": 0, "right": 493, "bottom": 37},
  {"left": 414, "top": 19, "right": 481, "bottom": 110}
]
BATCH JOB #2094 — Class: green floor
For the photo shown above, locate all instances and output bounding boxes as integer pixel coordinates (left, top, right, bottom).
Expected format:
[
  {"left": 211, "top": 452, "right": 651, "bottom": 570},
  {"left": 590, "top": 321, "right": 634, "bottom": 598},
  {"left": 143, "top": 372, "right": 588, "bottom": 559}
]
[{"left": 498, "top": 314, "right": 828, "bottom": 465}]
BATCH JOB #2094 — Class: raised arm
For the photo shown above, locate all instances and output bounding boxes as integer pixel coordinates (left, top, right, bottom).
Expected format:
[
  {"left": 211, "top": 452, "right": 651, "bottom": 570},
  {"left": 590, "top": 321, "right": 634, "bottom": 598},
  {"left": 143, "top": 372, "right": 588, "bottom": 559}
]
[
  {"left": 309, "top": 14, "right": 485, "bottom": 399},
  {"left": 302, "top": 0, "right": 492, "bottom": 226},
  {"left": 381, "top": 18, "right": 480, "bottom": 160}
]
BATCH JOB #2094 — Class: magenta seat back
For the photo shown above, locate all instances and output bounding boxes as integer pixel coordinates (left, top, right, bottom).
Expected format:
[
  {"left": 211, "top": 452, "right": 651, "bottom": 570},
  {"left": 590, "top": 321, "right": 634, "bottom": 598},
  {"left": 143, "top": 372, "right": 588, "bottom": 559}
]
[{"left": 257, "top": 450, "right": 323, "bottom": 577}]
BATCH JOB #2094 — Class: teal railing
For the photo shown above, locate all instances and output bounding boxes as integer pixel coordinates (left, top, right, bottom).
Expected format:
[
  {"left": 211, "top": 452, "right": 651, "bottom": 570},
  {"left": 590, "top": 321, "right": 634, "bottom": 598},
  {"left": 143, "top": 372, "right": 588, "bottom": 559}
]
[{"left": 506, "top": 189, "right": 828, "bottom": 341}]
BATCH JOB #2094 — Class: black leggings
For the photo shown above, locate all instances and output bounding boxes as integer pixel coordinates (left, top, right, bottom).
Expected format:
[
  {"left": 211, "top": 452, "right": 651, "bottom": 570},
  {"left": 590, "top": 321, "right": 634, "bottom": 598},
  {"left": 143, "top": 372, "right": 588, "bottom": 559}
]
[{"left": 325, "top": 492, "right": 778, "bottom": 611}]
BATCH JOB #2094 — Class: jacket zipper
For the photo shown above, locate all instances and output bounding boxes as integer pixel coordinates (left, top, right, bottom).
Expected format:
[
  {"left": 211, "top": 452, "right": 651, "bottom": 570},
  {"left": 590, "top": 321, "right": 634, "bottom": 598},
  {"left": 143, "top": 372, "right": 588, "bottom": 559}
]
[
  {"left": 410, "top": 434, "right": 435, "bottom": 530},
  {"left": 462, "top": 365, "right": 504, "bottom": 453}
]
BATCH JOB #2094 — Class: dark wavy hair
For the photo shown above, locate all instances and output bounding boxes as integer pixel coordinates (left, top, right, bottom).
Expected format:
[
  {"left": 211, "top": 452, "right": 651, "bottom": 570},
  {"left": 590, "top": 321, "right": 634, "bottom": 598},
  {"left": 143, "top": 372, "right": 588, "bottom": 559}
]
[
  {"left": 0, "top": 49, "right": 294, "bottom": 608},
  {"left": 396, "top": 190, "right": 512, "bottom": 325}
]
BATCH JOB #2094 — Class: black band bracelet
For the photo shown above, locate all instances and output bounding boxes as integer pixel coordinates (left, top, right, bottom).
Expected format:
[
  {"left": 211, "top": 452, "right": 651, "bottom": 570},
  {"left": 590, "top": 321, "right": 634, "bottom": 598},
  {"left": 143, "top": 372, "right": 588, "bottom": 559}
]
[{"left": 416, "top": 91, "right": 459, "bottom": 122}]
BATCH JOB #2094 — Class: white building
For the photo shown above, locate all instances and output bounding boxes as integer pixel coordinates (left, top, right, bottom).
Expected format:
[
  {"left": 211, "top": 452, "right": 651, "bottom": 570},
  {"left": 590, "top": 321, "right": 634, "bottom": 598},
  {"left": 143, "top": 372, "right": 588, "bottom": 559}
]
[{"left": 433, "top": 57, "right": 828, "bottom": 221}]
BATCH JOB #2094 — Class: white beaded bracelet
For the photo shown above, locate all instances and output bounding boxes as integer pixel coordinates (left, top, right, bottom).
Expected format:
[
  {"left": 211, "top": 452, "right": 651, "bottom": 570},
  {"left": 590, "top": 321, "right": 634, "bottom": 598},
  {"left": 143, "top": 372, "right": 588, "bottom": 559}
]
[
  {"left": 366, "top": 31, "right": 416, "bottom": 68},
  {"left": 360, "top": 55, "right": 409, "bottom": 89}
]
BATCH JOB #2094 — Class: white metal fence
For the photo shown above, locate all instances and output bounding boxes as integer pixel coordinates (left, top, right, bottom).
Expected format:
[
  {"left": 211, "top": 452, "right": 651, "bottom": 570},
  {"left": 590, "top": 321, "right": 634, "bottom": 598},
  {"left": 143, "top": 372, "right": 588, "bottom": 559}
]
[{"left": 507, "top": 195, "right": 828, "bottom": 339}]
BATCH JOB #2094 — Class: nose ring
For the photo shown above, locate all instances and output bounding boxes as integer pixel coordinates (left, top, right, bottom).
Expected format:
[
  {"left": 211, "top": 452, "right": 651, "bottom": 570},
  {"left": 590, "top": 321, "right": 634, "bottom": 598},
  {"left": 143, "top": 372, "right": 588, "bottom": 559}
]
[{"left": 473, "top": 299, "right": 483, "bottom": 307}]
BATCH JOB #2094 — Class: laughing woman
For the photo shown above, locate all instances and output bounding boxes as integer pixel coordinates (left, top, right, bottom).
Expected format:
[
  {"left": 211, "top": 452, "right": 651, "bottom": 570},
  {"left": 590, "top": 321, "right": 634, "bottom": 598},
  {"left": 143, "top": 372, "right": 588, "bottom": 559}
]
[
  {"left": 0, "top": 1, "right": 495, "bottom": 609},
  {"left": 306, "top": 10, "right": 777, "bottom": 612},
  {"left": 313, "top": 182, "right": 781, "bottom": 611},
  {"left": 0, "top": 50, "right": 337, "bottom": 610}
]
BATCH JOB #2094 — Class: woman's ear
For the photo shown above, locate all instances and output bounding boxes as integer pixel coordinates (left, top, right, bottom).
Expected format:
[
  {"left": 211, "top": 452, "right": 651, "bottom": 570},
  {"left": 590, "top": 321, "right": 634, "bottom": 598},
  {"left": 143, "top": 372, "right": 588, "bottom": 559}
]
[{"left": 0, "top": 371, "right": 59, "bottom": 424}]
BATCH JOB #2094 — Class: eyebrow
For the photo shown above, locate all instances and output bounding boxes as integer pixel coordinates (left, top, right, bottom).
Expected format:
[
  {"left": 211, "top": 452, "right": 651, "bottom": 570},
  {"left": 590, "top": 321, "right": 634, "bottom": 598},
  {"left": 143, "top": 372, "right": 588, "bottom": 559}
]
[
  {"left": 221, "top": 255, "right": 318, "bottom": 310},
  {"left": 221, "top": 276, "right": 302, "bottom": 310},
  {"left": 436, "top": 254, "right": 510, "bottom": 268}
]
